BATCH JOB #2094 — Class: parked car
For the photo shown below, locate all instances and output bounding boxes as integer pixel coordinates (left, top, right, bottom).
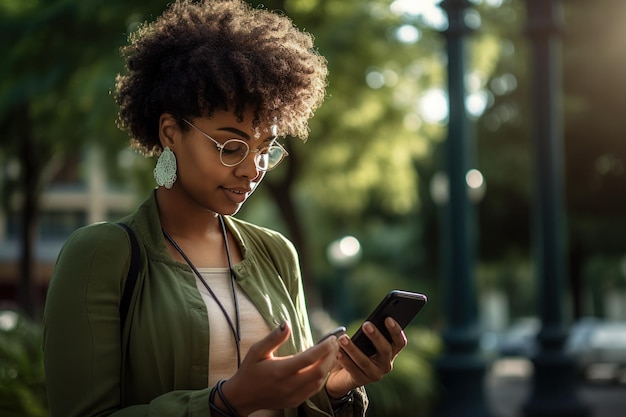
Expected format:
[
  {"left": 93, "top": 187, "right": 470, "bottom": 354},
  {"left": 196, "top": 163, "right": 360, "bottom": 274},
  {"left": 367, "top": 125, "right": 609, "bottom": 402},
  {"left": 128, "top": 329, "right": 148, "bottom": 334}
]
[
  {"left": 497, "top": 317, "right": 540, "bottom": 358},
  {"left": 495, "top": 317, "right": 626, "bottom": 382},
  {"left": 566, "top": 318, "right": 626, "bottom": 383}
]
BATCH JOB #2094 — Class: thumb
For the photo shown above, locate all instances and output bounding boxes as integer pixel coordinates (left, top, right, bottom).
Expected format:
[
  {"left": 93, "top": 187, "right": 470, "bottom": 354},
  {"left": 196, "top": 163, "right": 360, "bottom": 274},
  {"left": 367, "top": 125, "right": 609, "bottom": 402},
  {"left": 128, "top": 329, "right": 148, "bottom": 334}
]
[{"left": 248, "top": 320, "right": 291, "bottom": 361}]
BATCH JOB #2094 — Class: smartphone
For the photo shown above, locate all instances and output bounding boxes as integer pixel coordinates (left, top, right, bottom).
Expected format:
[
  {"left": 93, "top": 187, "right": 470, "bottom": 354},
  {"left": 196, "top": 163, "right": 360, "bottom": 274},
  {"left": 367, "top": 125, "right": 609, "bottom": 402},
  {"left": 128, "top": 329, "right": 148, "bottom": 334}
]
[
  {"left": 316, "top": 326, "right": 347, "bottom": 344},
  {"left": 351, "top": 290, "right": 427, "bottom": 357}
]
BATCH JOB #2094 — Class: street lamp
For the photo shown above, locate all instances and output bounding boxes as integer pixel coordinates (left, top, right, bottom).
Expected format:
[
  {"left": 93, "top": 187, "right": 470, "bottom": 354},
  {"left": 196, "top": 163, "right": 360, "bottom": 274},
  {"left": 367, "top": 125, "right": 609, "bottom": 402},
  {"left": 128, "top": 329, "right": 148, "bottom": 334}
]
[
  {"left": 433, "top": 0, "right": 493, "bottom": 416},
  {"left": 430, "top": 169, "right": 487, "bottom": 206},
  {"left": 327, "top": 236, "right": 362, "bottom": 324},
  {"left": 522, "top": 0, "right": 589, "bottom": 416}
]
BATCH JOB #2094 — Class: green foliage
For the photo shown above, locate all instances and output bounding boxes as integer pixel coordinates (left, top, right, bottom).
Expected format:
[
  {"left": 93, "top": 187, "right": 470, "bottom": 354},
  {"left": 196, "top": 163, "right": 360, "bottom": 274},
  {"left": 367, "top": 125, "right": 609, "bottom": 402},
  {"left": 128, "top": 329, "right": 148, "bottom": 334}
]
[
  {"left": 0, "top": 0, "right": 169, "bottom": 174},
  {"left": 345, "top": 321, "right": 442, "bottom": 417},
  {"left": 0, "top": 311, "right": 48, "bottom": 417},
  {"left": 300, "top": 16, "right": 435, "bottom": 215}
]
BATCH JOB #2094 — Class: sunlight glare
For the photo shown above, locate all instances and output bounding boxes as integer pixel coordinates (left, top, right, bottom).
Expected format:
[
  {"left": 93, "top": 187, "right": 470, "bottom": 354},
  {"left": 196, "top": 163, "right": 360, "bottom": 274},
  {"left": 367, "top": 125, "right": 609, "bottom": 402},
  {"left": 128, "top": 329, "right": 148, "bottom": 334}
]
[
  {"left": 396, "top": 24, "right": 421, "bottom": 44},
  {"left": 418, "top": 89, "right": 449, "bottom": 124},
  {"left": 365, "top": 70, "right": 385, "bottom": 89},
  {"left": 466, "top": 169, "right": 484, "bottom": 189},
  {"left": 490, "top": 73, "right": 518, "bottom": 96},
  {"left": 466, "top": 90, "right": 491, "bottom": 118},
  {"left": 327, "top": 236, "right": 362, "bottom": 268},
  {"left": 390, "top": 0, "right": 447, "bottom": 30}
]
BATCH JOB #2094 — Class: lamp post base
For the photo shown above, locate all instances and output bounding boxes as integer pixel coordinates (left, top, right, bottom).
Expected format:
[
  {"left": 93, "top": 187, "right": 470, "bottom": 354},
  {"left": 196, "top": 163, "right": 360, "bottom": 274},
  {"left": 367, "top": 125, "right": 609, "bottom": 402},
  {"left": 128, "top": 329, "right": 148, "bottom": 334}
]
[
  {"left": 434, "top": 354, "right": 493, "bottom": 417},
  {"left": 522, "top": 353, "right": 591, "bottom": 417}
]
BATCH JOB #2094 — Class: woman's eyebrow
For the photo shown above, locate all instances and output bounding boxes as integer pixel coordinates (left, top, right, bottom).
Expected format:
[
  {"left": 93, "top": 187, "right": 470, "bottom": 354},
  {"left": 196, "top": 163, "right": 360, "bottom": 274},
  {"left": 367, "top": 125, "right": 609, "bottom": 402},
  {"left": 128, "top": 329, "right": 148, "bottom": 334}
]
[
  {"left": 217, "top": 127, "right": 250, "bottom": 140},
  {"left": 217, "top": 127, "right": 276, "bottom": 143}
]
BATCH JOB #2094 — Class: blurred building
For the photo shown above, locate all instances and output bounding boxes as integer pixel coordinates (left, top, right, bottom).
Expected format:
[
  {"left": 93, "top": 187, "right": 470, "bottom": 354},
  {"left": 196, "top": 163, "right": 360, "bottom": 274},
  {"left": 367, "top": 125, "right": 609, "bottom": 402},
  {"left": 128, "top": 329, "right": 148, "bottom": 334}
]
[{"left": 0, "top": 147, "right": 138, "bottom": 307}]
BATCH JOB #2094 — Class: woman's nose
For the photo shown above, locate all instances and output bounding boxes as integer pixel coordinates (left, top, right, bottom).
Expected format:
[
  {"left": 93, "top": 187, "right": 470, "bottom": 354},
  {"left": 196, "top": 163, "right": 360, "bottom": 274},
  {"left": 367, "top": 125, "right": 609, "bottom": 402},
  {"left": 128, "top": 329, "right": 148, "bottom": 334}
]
[{"left": 236, "top": 151, "right": 263, "bottom": 179}]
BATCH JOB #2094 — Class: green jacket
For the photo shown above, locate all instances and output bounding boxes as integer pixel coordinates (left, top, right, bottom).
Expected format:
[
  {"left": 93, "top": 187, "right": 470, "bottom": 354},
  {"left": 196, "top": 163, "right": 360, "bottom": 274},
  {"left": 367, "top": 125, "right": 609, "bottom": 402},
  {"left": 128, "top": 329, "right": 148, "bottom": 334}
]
[{"left": 43, "top": 192, "right": 367, "bottom": 417}]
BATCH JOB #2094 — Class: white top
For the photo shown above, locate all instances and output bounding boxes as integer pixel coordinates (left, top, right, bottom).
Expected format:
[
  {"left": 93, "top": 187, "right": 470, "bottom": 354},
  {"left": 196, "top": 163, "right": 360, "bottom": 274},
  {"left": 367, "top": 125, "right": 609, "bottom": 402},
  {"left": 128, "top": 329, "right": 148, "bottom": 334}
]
[{"left": 196, "top": 268, "right": 281, "bottom": 417}]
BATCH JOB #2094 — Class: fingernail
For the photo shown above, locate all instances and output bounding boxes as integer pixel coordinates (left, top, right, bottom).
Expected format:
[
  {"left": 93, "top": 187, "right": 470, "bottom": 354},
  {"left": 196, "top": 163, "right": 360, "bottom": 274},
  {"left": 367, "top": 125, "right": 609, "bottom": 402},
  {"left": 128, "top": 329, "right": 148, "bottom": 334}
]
[
  {"left": 364, "top": 322, "right": 375, "bottom": 334},
  {"left": 273, "top": 317, "right": 287, "bottom": 331},
  {"left": 340, "top": 335, "right": 350, "bottom": 346},
  {"left": 387, "top": 317, "right": 396, "bottom": 328}
]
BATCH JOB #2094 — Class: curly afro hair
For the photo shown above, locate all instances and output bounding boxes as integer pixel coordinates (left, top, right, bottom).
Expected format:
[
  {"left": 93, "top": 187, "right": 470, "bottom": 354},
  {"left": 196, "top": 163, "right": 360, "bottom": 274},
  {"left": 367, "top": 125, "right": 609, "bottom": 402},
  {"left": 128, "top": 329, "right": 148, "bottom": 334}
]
[{"left": 114, "top": 0, "right": 328, "bottom": 156}]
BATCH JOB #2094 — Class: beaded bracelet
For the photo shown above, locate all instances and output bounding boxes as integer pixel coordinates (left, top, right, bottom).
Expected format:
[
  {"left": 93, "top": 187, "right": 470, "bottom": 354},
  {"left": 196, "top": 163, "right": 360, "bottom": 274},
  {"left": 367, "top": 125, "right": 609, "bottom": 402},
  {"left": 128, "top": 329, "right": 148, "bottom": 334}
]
[{"left": 328, "top": 389, "right": 355, "bottom": 415}]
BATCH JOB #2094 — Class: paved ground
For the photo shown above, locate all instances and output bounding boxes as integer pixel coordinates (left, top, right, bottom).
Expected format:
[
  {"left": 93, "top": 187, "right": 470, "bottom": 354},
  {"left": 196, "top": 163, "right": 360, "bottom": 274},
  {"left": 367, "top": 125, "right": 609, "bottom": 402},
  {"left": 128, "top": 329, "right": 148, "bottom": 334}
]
[{"left": 487, "top": 359, "right": 626, "bottom": 417}]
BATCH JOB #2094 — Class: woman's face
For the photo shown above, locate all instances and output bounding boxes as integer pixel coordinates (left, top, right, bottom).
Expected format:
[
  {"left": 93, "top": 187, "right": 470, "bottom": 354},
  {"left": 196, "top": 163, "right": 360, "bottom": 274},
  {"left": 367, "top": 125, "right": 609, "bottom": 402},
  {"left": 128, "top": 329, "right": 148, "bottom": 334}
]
[{"left": 162, "top": 109, "right": 277, "bottom": 216}]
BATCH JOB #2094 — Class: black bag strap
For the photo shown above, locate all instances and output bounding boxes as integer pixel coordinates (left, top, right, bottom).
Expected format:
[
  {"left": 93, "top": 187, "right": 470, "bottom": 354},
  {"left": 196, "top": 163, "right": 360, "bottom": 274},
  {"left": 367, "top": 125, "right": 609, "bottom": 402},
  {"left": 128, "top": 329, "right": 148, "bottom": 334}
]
[{"left": 116, "top": 223, "right": 140, "bottom": 333}]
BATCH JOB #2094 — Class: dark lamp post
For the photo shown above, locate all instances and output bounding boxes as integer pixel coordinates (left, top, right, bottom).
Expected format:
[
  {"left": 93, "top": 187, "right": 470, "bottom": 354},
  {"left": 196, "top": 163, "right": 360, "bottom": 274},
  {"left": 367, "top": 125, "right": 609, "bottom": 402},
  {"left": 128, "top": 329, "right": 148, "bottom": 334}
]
[
  {"left": 433, "top": 0, "right": 492, "bottom": 416},
  {"left": 523, "top": 1, "right": 589, "bottom": 415}
]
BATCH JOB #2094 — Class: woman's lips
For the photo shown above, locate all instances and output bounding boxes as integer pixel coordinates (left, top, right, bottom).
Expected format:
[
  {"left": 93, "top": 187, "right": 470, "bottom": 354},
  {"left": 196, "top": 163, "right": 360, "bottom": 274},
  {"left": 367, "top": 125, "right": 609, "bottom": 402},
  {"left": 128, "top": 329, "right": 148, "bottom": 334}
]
[{"left": 222, "top": 187, "right": 251, "bottom": 203}]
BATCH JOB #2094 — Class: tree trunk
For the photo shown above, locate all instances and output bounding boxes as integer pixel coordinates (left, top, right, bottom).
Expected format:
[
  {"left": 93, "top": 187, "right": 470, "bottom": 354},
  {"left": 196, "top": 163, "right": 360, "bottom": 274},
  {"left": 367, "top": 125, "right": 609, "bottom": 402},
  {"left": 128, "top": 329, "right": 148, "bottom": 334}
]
[
  {"left": 568, "top": 241, "right": 584, "bottom": 320},
  {"left": 17, "top": 122, "right": 41, "bottom": 318},
  {"left": 265, "top": 147, "right": 321, "bottom": 310}
]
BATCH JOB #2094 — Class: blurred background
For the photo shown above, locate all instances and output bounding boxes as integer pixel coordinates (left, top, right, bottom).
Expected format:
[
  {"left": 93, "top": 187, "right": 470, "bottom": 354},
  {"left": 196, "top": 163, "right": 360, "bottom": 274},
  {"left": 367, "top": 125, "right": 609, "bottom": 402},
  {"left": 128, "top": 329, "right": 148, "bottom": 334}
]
[{"left": 1, "top": 0, "right": 625, "bottom": 416}]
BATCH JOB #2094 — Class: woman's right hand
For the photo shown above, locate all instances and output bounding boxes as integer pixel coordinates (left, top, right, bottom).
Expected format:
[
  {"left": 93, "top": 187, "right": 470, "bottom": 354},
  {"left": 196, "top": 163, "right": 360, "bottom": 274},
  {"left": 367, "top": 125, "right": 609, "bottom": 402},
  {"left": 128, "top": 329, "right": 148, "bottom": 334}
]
[{"left": 218, "top": 321, "right": 339, "bottom": 416}]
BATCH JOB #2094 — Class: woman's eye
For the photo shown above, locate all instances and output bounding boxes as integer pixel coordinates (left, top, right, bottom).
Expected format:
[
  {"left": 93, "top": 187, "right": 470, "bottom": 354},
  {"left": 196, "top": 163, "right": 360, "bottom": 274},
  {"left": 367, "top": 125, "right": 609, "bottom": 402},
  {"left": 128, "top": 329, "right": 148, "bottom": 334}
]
[{"left": 222, "top": 140, "right": 247, "bottom": 155}]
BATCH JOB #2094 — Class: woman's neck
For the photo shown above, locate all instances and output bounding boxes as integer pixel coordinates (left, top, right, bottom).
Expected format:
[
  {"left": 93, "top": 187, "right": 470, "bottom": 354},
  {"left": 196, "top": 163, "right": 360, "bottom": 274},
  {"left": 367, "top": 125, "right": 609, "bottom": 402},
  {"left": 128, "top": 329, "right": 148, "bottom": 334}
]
[{"left": 155, "top": 187, "right": 222, "bottom": 240}]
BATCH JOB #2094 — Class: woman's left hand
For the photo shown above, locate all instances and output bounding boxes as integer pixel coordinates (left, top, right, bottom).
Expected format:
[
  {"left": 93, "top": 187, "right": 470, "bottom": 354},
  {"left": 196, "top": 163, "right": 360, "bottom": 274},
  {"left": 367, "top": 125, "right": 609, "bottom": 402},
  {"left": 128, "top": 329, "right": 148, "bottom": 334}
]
[{"left": 325, "top": 317, "right": 407, "bottom": 398}]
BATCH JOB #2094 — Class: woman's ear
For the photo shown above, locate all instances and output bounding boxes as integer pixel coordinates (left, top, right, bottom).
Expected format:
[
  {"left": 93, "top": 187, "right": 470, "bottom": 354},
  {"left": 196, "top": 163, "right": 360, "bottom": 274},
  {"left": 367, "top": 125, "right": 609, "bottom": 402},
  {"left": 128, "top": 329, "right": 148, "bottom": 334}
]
[{"left": 158, "top": 113, "right": 180, "bottom": 150}]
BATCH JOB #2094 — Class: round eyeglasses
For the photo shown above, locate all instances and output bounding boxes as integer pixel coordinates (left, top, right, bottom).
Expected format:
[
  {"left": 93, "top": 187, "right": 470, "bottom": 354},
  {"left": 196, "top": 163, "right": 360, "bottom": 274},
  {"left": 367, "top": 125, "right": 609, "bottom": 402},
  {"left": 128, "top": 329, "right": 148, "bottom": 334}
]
[{"left": 182, "top": 118, "right": 288, "bottom": 171}]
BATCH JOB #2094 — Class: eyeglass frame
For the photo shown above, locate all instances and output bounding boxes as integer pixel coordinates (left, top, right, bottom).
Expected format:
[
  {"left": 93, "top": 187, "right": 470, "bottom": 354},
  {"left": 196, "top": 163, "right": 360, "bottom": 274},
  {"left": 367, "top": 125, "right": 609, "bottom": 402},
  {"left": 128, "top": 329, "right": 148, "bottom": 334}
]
[{"left": 181, "top": 118, "right": 288, "bottom": 171}]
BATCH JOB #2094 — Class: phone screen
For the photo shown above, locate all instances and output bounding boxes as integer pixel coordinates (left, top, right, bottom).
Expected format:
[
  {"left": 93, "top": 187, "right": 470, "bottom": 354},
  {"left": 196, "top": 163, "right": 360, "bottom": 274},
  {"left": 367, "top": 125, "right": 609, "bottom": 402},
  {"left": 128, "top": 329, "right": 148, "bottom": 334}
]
[
  {"left": 351, "top": 290, "right": 427, "bottom": 357},
  {"left": 316, "top": 326, "right": 347, "bottom": 344}
]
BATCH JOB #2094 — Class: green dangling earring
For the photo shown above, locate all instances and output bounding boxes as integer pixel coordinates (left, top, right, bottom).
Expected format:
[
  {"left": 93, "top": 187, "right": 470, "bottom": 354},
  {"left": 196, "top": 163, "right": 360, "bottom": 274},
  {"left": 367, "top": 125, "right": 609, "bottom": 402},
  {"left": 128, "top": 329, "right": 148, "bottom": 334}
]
[{"left": 153, "top": 146, "right": 177, "bottom": 189}]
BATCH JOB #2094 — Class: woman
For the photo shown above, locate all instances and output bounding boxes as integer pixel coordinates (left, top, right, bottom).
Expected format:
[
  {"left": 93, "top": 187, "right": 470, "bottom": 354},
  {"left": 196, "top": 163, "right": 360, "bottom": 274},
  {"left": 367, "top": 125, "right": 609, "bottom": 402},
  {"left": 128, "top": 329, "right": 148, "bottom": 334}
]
[{"left": 43, "top": 1, "right": 407, "bottom": 416}]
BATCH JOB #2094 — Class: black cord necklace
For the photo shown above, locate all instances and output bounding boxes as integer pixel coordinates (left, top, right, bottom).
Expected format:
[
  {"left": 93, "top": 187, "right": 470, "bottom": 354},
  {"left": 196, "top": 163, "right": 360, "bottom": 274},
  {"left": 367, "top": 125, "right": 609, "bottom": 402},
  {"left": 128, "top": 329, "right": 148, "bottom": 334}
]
[{"left": 162, "top": 215, "right": 241, "bottom": 367}]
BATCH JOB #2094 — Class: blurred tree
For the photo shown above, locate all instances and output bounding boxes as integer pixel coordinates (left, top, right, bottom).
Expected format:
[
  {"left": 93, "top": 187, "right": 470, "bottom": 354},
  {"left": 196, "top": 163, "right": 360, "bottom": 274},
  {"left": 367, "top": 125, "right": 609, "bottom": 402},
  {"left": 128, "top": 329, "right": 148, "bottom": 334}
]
[{"left": 0, "top": 0, "right": 167, "bottom": 316}]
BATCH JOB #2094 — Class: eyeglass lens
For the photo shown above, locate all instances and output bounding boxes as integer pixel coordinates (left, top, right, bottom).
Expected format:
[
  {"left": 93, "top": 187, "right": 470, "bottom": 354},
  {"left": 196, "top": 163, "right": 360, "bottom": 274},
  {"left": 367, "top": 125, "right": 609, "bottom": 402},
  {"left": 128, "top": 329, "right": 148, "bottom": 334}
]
[
  {"left": 183, "top": 118, "right": 285, "bottom": 171},
  {"left": 220, "top": 140, "right": 284, "bottom": 171}
]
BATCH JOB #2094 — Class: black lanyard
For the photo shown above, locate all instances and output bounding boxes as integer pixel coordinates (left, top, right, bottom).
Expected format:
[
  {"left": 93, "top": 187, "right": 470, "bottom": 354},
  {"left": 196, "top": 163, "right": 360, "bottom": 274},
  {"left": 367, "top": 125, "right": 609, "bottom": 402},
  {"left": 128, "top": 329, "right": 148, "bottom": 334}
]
[{"left": 162, "top": 215, "right": 241, "bottom": 367}]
